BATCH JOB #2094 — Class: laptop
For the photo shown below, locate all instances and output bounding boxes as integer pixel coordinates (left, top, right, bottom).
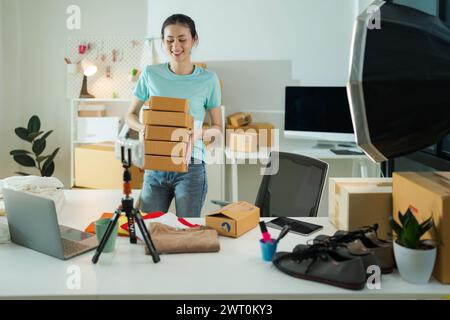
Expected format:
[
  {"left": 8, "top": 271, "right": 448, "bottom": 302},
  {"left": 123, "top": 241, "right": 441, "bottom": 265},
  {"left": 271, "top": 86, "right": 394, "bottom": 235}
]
[{"left": 3, "top": 188, "right": 98, "bottom": 260}]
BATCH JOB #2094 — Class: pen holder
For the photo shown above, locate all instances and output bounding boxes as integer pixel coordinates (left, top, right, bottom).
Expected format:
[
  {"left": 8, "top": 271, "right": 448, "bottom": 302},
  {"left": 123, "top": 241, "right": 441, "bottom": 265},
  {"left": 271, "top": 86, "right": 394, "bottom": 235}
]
[{"left": 259, "top": 238, "right": 277, "bottom": 262}]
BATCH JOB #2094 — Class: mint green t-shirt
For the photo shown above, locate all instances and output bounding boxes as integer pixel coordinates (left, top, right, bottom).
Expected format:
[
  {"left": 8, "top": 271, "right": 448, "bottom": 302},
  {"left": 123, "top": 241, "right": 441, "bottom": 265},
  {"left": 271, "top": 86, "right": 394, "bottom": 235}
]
[{"left": 133, "top": 63, "right": 221, "bottom": 161}]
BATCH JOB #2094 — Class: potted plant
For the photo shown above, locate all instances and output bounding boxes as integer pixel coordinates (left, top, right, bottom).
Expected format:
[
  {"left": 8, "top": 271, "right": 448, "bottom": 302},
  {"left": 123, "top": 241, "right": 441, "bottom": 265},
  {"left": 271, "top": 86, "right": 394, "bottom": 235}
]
[
  {"left": 9, "top": 115, "right": 59, "bottom": 177},
  {"left": 389, "top": 207, "right": 436, "bottom": 284}
]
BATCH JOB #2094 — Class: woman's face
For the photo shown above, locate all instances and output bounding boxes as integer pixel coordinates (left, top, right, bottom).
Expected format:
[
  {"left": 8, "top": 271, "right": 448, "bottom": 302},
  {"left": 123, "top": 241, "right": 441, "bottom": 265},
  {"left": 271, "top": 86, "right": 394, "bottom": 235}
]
[{"left": 163, "top": 24, "right": 197, "bottom": 63}]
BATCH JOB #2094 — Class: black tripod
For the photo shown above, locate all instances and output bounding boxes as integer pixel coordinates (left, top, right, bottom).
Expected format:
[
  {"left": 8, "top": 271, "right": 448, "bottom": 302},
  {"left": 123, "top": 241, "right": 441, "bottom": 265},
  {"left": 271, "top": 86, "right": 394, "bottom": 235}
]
[{"left": 92, "top": 147, "right": 160, "bottom": 264}]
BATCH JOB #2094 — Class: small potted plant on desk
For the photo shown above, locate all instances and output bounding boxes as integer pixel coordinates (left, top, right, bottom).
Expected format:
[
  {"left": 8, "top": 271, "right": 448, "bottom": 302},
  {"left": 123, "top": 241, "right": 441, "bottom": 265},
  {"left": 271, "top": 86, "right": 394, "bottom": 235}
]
[{"left": 389, "top": 207, "right": 436, "bottom": 284}]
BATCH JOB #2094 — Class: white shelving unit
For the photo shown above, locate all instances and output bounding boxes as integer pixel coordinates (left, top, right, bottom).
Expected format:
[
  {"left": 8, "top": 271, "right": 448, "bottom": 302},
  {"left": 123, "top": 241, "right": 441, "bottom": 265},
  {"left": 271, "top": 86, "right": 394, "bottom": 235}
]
[{"left": 70, "top": 98, "right": 131, "bottom": 188}]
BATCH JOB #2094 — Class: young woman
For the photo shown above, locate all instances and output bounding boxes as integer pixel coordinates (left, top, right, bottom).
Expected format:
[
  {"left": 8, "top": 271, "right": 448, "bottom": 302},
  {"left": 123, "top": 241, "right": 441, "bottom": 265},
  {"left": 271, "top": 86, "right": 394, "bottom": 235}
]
[{"left": 126, "top": 14, "right": 222, "bottom": 218}]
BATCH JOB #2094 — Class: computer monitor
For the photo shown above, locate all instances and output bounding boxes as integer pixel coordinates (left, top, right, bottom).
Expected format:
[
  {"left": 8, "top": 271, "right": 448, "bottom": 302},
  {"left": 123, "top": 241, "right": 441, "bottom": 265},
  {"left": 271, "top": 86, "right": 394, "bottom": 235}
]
[{"left": 284, "top": 86, "right": 355, "bottom": 145}]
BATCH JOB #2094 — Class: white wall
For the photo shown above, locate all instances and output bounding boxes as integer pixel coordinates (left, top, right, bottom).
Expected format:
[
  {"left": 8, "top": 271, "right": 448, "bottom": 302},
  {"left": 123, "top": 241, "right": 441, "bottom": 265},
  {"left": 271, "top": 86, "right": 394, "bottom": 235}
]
[
  {"left": 0, "top": 0, "right": 22, "bottom": 178},
  {"left": 148, "top": 0, "right": 357, "bottom": 85},
  {"left": 0, "top": 0, "right": 147, "bottom": 186}
]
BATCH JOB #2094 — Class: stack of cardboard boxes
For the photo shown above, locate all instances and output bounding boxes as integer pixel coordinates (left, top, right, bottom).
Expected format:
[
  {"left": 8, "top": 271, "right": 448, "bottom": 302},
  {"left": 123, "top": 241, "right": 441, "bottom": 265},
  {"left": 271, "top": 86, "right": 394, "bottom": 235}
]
[
  {"left": 328, "top": 173, "right": 450, "bottom": 284},
  {"left": 143, "top": 96, "right": 193, "bottom": 172},
  {"left": 226, "top": 112, "right": 274, "bottom": 153}
]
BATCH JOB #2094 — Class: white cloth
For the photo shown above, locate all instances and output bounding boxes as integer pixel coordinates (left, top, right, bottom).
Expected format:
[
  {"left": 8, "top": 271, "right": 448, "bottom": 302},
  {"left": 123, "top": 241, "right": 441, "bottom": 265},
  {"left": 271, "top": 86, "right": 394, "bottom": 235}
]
[{"left": 2, "top": 176, "right": 65, "bottom": 215}]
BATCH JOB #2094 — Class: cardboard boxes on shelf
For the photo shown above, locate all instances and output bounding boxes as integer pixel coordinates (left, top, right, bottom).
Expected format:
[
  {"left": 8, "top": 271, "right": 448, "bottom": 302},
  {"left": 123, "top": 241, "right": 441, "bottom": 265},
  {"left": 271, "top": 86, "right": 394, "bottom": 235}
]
[
  {"left": 227, "top": 112, "right": 252, "bottom": 127},
  {"left": 78, "top": 105, "right": 106, "bottom": 117},
  {"left": 205, "top": 201, "right": 260, "bottom": 238},
  {"left": 228, "top": 131, "right": 258, "bottom": 153},
  {"left": 393, "top": 172, "right": 450, "bottom": 284},
  {"left": 143, "top": 96, "right": 193, "bottom": 172},
  {"left": 328, "top": 178, "right": 393, "bottom": 240},
  {"left": 75, "top": 143, "right": 143, "bottom": 189},
  {"left": 226, "top": 119, "right": 275, "bottom": 152}
]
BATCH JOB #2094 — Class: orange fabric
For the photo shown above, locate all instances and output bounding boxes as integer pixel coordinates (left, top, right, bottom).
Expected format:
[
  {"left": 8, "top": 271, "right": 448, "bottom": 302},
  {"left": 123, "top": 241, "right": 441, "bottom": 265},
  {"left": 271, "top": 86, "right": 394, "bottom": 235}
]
[{"left": 84, "top": 213, "right": 130, "bottom": 237}]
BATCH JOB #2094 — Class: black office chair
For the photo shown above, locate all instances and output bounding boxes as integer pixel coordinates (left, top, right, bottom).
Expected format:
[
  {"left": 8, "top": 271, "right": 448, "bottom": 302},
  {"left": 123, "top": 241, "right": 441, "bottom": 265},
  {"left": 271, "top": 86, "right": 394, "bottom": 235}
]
[{"left": 212, "top": 152, "right": 328, "bottom": 217}]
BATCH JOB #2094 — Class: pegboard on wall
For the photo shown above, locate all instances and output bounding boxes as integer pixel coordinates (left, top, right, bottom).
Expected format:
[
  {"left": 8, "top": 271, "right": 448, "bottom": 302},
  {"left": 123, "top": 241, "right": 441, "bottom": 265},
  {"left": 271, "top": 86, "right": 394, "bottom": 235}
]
[{"left": 66, "top": 36, "right": 163, "bottom": 99}]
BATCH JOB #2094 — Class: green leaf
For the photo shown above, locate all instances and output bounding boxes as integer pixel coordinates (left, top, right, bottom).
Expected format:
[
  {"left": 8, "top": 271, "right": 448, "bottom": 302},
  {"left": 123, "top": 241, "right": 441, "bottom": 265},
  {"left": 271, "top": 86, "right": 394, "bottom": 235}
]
[
  {"left": 41, "top": 161, "right": 55, "bottom": 177},
  {"left": 36, "top": 155, "right": 50, "bottom": 163},
  {"left": 13, "top": 154, "right": 36, "bottom": 167},
  {"left": 389, "top": 215, "right": 403, "bottom": 239},
  {"left": 27, "top": 115, "right": 41, "bottom": 133},
  {"left": 15, "top": 172, "right": 31, "bottom": 176},
  {"left": 419, "top": 217, "right": 433, "bottom": 237},
  {"left": 32, "top": 139, "right": 46, "bottom": 156},
  {"left": 42, "top": 147, "right": 59, "bottom": 174},
  {"left": 402, "top": 216, "right": 420, "bottom": 249},
  {"left": 40, "top": 130, "right": 53, "bottom": 141},
  {"left": 15, "top": 127, "right": 32, "bottom": 142},
  {"left": 28, "top": 131, "right": 44, "bottom": 141},
  {"left": 400, "top": 208, "right": 413, "bottom": 227},
  {"left": 10, "top": 149, "right": 31, "bottom": 156}
]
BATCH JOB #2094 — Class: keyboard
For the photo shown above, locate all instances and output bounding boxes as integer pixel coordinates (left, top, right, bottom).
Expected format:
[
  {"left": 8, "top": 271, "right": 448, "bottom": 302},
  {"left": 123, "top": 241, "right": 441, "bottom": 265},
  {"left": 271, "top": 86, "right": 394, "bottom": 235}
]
[
  {"left": 330, "top": 149, "right": 364, "bottom": 155},
  {"left": 62, "top": 238, "right": 89, "bottom": 256}
]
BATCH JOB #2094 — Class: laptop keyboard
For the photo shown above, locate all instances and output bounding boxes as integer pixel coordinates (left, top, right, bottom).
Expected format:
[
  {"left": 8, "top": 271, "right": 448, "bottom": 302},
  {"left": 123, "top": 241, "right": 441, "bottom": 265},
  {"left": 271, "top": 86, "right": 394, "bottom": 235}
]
[{"left": 62, "top": 238, "right": 89, "bottom": 256}]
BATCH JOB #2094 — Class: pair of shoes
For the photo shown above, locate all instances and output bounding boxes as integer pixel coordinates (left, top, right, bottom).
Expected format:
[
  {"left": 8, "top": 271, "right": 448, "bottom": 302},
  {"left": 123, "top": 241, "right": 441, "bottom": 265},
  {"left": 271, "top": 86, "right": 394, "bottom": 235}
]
[
  {"left": 315, "top": 224, "right": 395, "bottom": 274},
  {"left": 272, "top": 243, "right": 367, "bottom": 290}
]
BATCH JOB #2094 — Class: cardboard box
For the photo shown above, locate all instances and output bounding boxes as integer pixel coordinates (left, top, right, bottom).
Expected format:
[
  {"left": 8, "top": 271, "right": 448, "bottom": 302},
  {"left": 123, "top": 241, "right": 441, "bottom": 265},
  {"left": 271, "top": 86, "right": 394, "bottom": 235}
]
[
  {"left": 78, "top": 110, "right": 106, "bottom": 117},
  {"left": 75, "top": 144, "right": 143, "bottom": 189},
  {"left": 144, "top": 125, "right": 190, "bottom": 142},
  {"left": 144, "top": 140, "right": 188, "bottom": 157},
  {"left": 393, "top": 172, "right": 450, "bottom": 284},
  {"left": 78, "top": 105, "right": 106, "bottom": 117},
  {"left": 205, "top": 201, "right": 260, "bottom": 238},
  {"left": 329, "top": 178, "right": 393, "bottom": 239},
  {"left": 227, "top": 112, "right": 252, "bottom": 127},
  {"left": 226, "top": 122, "right": 274, "bottom": 148},
  {"left": 146, "top": 96, "right": 189, "bottom": 113},
  {"left": 143, "top": 155, "right": 188, "bottom": 173},
  {"left": 143, "top": 110, "right": 193, "bottom": 129},
  {"left": 227, "top": 131, "right": 258, "bottom": 153}
]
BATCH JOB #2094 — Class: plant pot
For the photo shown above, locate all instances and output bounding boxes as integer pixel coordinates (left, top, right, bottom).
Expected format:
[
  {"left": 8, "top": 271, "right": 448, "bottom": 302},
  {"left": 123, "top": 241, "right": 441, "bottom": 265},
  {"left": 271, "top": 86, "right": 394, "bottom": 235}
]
[{"left": 393, "top": 241, "right": 436, "bottom": 284}]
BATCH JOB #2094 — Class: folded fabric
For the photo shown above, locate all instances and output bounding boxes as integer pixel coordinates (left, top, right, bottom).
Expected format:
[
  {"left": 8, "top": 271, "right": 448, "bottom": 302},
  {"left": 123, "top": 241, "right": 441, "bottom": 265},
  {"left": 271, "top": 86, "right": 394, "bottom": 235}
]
[
  {"left": 2, "top": 176, "right": 65, "bottom": 215},
  {"left": 85, "top": 211, "right": 200, "bottom": 237},
  {"left": 144, "top": 222, "right": 220, "bottom": 255},
  {"left": 122, "top": 212, "right": 200, "bottom": 240}
]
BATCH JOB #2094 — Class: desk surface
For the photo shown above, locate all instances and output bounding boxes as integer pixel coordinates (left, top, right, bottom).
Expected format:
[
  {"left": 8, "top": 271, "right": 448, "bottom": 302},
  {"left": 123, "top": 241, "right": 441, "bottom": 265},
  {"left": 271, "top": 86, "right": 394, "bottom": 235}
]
[
  {"left": 1, "top": 189, "right": 449, "bottom": 299},
  {"left": 225, "top": 138, "right": 369, "bottom": 161}
]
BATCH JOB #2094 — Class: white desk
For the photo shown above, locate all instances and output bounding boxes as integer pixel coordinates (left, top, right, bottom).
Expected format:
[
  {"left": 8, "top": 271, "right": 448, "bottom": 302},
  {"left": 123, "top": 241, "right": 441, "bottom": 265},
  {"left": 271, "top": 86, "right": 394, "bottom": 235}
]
[
  {"left": 0, "top": 190, "right": 449, "bottom": 299},
  {"left": 225, "top": 138, "right": 380, "bottom": 203}
]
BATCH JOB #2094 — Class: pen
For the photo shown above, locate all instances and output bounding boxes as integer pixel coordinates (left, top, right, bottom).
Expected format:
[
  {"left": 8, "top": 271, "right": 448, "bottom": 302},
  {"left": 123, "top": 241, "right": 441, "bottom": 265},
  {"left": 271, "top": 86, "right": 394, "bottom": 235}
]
[{"left": 259, "top": 221, "right": 272, "bottom": 244}]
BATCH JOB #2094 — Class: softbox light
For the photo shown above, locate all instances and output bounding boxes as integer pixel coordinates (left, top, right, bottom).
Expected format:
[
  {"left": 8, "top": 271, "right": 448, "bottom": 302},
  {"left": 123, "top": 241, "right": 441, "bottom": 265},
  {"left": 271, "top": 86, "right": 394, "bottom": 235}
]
[{"left": 347, "top": 0, "right": 450, "bottom": 162}]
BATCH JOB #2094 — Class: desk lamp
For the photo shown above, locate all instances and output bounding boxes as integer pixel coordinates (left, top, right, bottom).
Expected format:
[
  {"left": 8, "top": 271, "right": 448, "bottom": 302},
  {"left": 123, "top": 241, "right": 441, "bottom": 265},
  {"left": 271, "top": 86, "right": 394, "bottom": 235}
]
[{"left": 79, "top": 59, "right": 97, "bottom": 98}]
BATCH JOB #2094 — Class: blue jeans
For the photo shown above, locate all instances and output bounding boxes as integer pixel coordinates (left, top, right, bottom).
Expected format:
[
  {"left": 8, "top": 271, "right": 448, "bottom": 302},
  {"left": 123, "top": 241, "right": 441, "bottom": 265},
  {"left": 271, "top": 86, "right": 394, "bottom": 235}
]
[{"left": 140, "top": 161, "right": 208, "bottom": 218}]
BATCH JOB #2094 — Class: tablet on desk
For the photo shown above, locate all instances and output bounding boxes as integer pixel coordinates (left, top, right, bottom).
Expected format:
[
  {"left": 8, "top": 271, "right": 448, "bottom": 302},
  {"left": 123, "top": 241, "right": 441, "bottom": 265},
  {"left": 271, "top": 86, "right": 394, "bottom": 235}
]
[{"left": 266, "top": 217, "right": 323, "bottom": 236}]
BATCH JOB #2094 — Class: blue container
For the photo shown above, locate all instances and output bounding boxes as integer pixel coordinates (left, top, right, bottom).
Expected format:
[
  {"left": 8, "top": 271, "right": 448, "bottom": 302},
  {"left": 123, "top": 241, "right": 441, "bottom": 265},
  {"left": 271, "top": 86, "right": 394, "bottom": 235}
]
[{"left": 259, "top": 238, "right": 277, "bottom": 262}]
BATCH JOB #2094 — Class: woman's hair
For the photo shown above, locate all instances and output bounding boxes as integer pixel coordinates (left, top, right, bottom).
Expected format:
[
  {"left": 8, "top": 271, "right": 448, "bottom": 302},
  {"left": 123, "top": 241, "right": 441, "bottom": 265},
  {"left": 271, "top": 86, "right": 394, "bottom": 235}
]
[{"left": 161, "top": 14, "right": 198, "bottom": 40}]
